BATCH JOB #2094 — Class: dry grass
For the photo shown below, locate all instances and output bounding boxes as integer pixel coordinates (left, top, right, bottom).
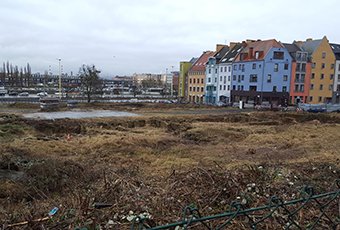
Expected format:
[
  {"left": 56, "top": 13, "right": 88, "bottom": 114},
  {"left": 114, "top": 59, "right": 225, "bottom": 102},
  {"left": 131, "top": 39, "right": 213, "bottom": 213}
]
[{"left": 0, "top": 111, "right": 339, "bottom": 229}]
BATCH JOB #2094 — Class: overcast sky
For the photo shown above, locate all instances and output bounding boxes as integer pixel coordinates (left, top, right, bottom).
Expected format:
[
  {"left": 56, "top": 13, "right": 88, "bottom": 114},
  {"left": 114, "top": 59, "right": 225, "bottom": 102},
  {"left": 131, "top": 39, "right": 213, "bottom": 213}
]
[{"left": 0, "top": 0, "right": 339, "bottom": 77}]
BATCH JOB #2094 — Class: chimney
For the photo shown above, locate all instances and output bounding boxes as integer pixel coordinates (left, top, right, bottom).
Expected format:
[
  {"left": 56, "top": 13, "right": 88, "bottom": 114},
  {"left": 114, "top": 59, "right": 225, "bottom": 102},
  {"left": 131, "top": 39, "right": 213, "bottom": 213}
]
[
  {"left": 306, "top": 38, "right": 313, "bottom": 42},
  {"left": 249, "top": 47, "right": 254, "bottom": 59},
  {"left": 229, "top": 42, "right": 237, "bottom": 49},
  {"left": 216, "top": 44, "right": 227, "bottom": 52}
]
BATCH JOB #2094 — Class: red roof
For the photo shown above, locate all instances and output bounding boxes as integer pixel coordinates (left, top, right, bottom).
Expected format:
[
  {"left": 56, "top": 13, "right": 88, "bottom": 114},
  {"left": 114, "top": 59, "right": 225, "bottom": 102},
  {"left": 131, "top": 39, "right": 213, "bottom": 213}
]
[
  {"left": 235, "top": 39, "right": 283, "bottom": 61},
  {"left": 189, "top": 51, "right": 215, "bottom": 71}
]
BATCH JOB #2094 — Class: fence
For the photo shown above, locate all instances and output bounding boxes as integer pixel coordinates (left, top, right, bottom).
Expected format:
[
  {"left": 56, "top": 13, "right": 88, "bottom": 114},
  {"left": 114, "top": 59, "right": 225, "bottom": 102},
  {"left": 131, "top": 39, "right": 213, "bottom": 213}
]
[{"left": 131, "top": 181, "right": 340, "bottom": 230}]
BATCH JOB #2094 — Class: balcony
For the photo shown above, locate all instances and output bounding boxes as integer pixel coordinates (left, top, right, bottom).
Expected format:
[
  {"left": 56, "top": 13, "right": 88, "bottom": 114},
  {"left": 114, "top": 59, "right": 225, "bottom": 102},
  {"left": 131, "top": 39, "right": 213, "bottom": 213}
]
[{"left": 295, "top": 79, "right": 305, "bottom": 83}]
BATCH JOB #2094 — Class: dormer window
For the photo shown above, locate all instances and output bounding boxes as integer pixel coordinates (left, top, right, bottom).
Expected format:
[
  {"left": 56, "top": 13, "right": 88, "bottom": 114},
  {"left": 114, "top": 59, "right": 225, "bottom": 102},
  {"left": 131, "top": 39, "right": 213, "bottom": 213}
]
[{"left": 255, "top": 52, "right": 260, "bottom": 59}]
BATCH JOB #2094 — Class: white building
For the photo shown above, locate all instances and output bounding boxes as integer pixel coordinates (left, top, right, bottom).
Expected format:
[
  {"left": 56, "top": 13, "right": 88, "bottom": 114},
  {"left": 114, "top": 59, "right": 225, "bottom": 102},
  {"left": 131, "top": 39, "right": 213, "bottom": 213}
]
[{"left": 205, "top": 43, "right": 244, "bottom": 105}]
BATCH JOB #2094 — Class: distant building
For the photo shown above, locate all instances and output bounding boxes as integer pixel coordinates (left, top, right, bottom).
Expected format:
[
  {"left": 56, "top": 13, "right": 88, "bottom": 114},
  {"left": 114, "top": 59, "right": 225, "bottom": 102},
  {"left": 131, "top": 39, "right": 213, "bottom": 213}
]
[
  {"left": 179, "top": 59, "right": 196, "bottom": 100},
  {"left": 187, "top": 51, "right": 215, "bottom": 103},
  {"left": 283, "top": 43, "right": 311, "bottom": 104},
  {"left": 231, "top": 39, "right": 292, "bottom": 105},
  {"left": 330, "top": 43, "right": 340, "bottom": 103},
  {"left": 295, "top": 36, "right": 335, "bottom": 104}
]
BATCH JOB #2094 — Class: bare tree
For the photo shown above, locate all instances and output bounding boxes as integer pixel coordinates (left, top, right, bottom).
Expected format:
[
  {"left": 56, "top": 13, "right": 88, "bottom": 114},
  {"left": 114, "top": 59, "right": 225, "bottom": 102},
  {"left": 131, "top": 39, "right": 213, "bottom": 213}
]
[{"left": 79, "top": 64, "right": 102, "bottom": 103}]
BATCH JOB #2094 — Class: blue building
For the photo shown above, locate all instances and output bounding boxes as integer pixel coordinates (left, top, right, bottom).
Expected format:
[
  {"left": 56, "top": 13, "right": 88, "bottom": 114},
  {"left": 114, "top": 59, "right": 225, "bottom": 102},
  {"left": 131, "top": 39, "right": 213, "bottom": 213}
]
[{"left": 231, "top": 39, "right": 292, "bottom": 106}]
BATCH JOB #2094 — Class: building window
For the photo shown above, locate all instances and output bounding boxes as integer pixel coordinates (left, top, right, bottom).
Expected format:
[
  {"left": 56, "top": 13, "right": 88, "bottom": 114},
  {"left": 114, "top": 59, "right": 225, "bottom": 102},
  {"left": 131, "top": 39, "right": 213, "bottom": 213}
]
[
  {"left": 322, "top": 52, "right": 326, "bottom": 59},
  {"left": 312, "top": 63, "right": 316, "bottom": 68},
  {"left": 233, "top": 85, "right": 236, "bottom": 90},
  {"left": 267, "top": 74, "right": 272, "bottom": 83},
  {"left": 215, "top": 69, "right": 218, "bottom": 74},
  {"left": 338, "top": 74, "right": 340, "bottom": 81},
  {"left": 273, "top": 51, "right": 284, "bottom": 59},
  {"left": 227, "top": 85, "right": 230, "bottom": 90},
  {"left": 189, "top": 87, "right": 192, "bottom": 92},
  {"left": 319, "top": 84, "right": 323, "bottom": 90},
  {"left": 208, "top": 78, "right": 211, "bottom": 83},
  {"left": 300, "top": 85, "right": 304, "bottom": 92},
  {"left": 219, "top": 85, "right": 222, "bottom": 90},
  {"left": 301, "top": 63, "right": 306, "bottom": 72},
  {"left": 228, "top": 66, "right": 231, "bottom": 72},
  {"left": 250, "top": 74, "right": 257, "bottom": 82},
  {"left": 320, "top": 74, "right": 324, "bottom": 79},
  {"left": 329, "top": 85, "right": 333, "bottom": 91},
  {"left": 282, "top": 86, "right": 287, "bottom": 92},
  {"left": 331, "top": 64, "right": 334, "bottom": 69},
  {"left": 284, "top": 63, "right": 289, "bottom": 70},
  {"left": 241, "top": 75, "right": 244, "bottom": 81},
  {"left": 311, "top": 73, "right": 315, "bottom": 79},
  {"left": 252, "top": 63, "right": 256, "bottom": 69},
  {"left": 239, "top": 64, "right": 242, "bottom": 70},
  {"left": 228, "top": 76, "right": 230, "bottom": 81},
  {"left": 224, "top": 66, "right": 227, "bottom": 72},
  {"left": 273, "top": 86, "right": 277, "bottom": 92},
  {"left": 190, "top": 79, "right": 192, "bottom": 84},
  {"left": 193, "top": 87, "right": 195, "bottom": 92},
  {"left": 250, "top": 86, "right": 257, "bottom": 91},
  {"left": 274, "top": 63, "right": 279, "bottom": 72},
  {"left": 201, "top": 79, "right": 204, "bottom": 84},
  {"left": 309, "top": 96, "right": 313, "bottom": 102},
  {"left": 215, "top": 77, "right": 217, "bottom": 83},
  {"left": 255, "top": 52, "right": 260, "bottom": 59},
  {"left": 201, "top": 87, "right": 204, "bottom": 92},
  {"left": 237, "top": 85, "right": 240, "bottom": 90},
  {"left": 233, "top": 65, "right": 237, "bottom": 70},
  {"left": 233, "top": 75, "right": 236, "bottom": 81},
  {"left": 208, "top": 69, "right": 211, "bottom": 74},
  {"left": 223, "top": 85, "right": 226, "bottom": 90},
  {"left": 241, "top": 85, "right": 244, "bottom": 90},
  {"left": 283, "top": 75, "right": 288, "bottom": 81},
  {"left": 310, "top": 84, "right": 314, "bottom": 90},
  {"left": 321, "top": 63, "right": 325, "bottom": 69},
  {"left": 319, "top": 96, "right": 322, "bottom": 102},
  {"left": 220, "top": 76, "right": 222, "bottom": 81},
  {"left": 224, "top": 76, "right": 226, "bottom": 84},
  {"left": 330, "top": 74, "right": 334, "bottom": 80},
  {"left": 220, "top": 67, "right": 223, "bottom": 72}
]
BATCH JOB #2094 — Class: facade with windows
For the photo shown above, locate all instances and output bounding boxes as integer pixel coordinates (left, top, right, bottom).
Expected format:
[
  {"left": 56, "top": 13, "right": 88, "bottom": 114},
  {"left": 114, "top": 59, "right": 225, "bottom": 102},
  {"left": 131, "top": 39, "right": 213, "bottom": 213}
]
[
  {"left": 205, "top": 45, "right": 229, "bottom": 104},
  {"left": 284, "top": 43, "right": 311, "bottom": 104},
  {"left": 295, "top": 36, "right": 335, "bottom": 104},
  {"left": 231, "top": 39, "right": 291, "bottom": 106},
  {"left": 187, "top": 51, "right": 215, "bottom": 103},
  {"left": 331, "top": 43, "right": 340, "bottom": 103}
]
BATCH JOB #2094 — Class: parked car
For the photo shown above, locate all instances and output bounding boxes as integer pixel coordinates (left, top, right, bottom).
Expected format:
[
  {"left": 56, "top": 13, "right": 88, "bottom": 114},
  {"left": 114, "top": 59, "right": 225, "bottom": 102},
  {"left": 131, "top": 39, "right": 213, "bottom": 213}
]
[
  {"left": 18, "top": 92, "right": 29, "bottom": 97},
  {"left": 8, "top": 91, "right": 18, "bottom": 96},
  {"left": 37, "top": 92, "right": 48, "bottom": 97}
]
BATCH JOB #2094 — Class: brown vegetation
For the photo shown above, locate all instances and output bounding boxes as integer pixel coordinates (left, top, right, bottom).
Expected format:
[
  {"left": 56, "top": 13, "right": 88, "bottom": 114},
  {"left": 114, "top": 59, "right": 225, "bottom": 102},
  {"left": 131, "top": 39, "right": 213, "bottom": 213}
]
[{"left": 0, "top": 111, "right": 339, "bottom": 229}]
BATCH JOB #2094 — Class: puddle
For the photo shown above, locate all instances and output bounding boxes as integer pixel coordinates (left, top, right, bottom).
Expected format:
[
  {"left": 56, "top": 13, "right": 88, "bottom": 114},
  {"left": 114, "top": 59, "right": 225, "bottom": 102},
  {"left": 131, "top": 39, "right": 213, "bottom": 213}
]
[{"left": 23, "top": 110, "right": 139, "bottom": 120}]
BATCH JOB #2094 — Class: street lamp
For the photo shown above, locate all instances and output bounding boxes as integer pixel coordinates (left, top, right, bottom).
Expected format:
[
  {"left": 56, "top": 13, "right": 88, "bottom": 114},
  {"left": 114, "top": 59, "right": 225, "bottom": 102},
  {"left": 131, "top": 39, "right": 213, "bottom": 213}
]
[{"left": 57, "top": 58, "right": 62, "bottom": 99}]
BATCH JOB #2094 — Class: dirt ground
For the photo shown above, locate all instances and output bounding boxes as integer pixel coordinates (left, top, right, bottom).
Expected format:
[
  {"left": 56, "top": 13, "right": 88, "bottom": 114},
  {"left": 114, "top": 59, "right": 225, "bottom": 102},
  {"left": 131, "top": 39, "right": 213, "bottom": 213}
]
[{"left": 0, "top": 105, "right": 339, "bottom": 229}]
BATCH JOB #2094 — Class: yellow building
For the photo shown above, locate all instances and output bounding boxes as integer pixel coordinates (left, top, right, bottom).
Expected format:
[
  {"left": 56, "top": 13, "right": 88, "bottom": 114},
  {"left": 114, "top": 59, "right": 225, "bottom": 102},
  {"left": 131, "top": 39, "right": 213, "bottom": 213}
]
[
  {"left": 178, "top": 61, "right": 192, "bottom": 99},
  {"left": 187, "top": 51, "right": 214, "bottom": 103},
  {"left": 297, "top": 36, "right": 335, "bottom": 104}
]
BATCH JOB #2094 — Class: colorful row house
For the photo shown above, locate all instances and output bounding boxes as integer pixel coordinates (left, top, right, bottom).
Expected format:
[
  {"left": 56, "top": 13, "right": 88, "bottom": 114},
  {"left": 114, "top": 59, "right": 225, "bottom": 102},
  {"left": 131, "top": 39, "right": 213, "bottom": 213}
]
[
  {"left": 187, "top": 51, "right": 214, "bottom": 103},
  {"left": 180, "top": 36, "right": 340, "bottom": 105},
  {"left": 231, "top": 39, "right": 292, "bottom": 105},
  {"left": 295, "top": 36, "right": 335, "bottom": 104},
  {"left": 331, "top": 43, "right": 340, "bottom": 103}
]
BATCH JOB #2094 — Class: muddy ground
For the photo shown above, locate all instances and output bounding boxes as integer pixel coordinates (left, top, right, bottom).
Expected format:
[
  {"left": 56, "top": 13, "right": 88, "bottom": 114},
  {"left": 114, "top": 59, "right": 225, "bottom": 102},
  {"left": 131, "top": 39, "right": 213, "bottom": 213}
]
[{"left": 0, "top": 108, "right": 339, "bottom": 229}]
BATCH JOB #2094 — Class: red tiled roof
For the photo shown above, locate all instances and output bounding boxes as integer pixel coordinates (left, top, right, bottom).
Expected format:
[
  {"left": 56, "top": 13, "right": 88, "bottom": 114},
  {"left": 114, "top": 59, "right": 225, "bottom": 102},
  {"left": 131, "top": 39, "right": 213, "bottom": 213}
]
[
  {"left": 235, "top": 39, "right": 283, "bottom": 61},
  {"left": 189, "top": 51, "right": 215, "bottom": 71}
]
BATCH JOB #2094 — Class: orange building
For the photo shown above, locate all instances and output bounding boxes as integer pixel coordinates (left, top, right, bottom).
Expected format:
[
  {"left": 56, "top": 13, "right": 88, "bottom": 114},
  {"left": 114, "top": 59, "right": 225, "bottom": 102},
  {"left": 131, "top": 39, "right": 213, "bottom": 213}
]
[
  {"left": 187, "top": 51, "right": 214, "bottom": 103},
  {"left": 295, "top": 36, "right": 335, "bottom": 104},
  {"left": 283, "top": 43, "right": 311, "bottom": 104}
]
